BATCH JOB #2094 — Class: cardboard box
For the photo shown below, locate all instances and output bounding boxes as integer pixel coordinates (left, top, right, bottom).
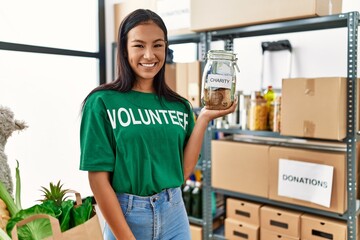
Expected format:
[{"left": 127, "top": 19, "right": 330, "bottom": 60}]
[
  {"left": 226, "top": 198, "right": 262, "bottom": 225},
  {"left": 212, "top": 140, "right": 269, "bottom": 198},
  {"left": 175, "top": 61, "right": 201, "bottom": 107},
  {"left": 269, "top": 146, "right": 347, "bottom": 214},
  {"left": 175, "top": 62, "right": 188, "bottom": 99},
  {"left": 225, "top": 218, "right": 259, "bottom": 240},
  {"left": 301, "top": 214, "right": 347, "bottom": 240},
  {"left": 260, "top": 205, "right": 302, "bottom": 238},
  {"left": 165, "top": 63, "right": 176, "bottom": 91},
  {"left": 155, "top": 0, "right": 194, "bottom": 36},
  {"left": 260, "top": 228, "right": 300, "bottom": 240},
  {"left": 190, "top": 224, "right": 202, "bottom": 240},
  {"left": 114, "top": 0, "right": 193, "bottom": 40},
  {"left": 114, "top": 1, "right": 157, "bottom": 41},
  {"left": 187, "top": 61, "right": 201, "bottom": 107},
  {"left": 281, "top": 77, "right": 347, "bottom": 140},
  {"left": 190, "top": 0, "right": 342, "bottom": 32}
]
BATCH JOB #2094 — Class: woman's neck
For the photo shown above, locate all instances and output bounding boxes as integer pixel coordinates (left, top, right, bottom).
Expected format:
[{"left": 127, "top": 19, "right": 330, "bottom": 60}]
[{"left": 132, "top": 80, "right": 155, "bottom": 93}]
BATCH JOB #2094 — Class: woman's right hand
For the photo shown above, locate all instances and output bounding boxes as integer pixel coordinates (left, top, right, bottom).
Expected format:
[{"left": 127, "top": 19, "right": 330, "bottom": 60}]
[
  {"left": 89, "top": 172, "right": 136, "bottom": 240},
  {"left": 197, "top": 98, "right": 238, "bottom": 123}
]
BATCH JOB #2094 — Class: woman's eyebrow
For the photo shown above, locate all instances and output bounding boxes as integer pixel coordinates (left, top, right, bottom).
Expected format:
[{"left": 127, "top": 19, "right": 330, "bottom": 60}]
[
  {"left": 154, "top": 39, "right": 166, "bottom": 43},
  {"left": 130, "top": 38, "right": 166, "bottom": 43}
]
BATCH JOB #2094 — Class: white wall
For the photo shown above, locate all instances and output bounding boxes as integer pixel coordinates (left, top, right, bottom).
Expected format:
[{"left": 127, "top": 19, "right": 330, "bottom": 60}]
[
  {"left": 234, "top": 28, "right": 350, "bottom": 92},
  {"left": 1, "top": 1, "right": 99, "bottom": 209},
  {"left": 2, "top": 54, "right": 98, "bottom": 208}
]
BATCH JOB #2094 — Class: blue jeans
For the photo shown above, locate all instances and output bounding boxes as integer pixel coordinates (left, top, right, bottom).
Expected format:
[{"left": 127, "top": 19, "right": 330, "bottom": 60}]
[{"left": 103, "top": 187, "right": 191, "bottom": 240}]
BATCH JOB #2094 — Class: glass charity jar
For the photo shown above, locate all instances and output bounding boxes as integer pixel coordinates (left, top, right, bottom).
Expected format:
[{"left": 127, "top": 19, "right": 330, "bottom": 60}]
[{"left": 201, "top": 50, "right": 239, "bottom": 110}]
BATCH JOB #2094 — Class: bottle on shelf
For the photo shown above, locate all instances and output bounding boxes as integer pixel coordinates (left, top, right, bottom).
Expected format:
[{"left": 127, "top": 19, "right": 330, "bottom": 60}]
[
  {"left": 263, "top": 85, "right": 276, "bottom": 106},
  {"left": 182, "top": 179, "right": 195, "bottom": 215},
  {"left": 191, "top": 181, "right": 202, "bottom": 218},
  {"left": 211, "top": 191, "right": 217, "bottom": 217},
  {"left": 264, "top": 85, "right": 279, "bottom": 130}
]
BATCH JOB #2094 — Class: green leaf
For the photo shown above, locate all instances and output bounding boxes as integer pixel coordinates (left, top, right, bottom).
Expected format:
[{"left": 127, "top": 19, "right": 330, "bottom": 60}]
[
  {"left": 40, "top": 200, "right": 62, "bottom": 218},
  {"left": 71, "top": 197, "right": 93, "bottom": 227},
  {"left": 0, "top": 227, "right": 11, "bottom": 240},
  {"left": 0, "top": 180, "right": 19, "bottom": 217},
  {"left": 6, "top": 204, "right": 56, "bottom": 240},
  {"left": 38, "top": 180, "right": 69, "bottom": 206},
  {"left": 59, "top": 200, "right": 74, "bottom": 232},
  {"left": 15, "top": 160, "right": 22, "bottom": 210}
]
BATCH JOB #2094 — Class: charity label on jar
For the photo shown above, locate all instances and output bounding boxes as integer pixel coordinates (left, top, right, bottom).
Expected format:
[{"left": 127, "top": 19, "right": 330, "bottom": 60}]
[{"left": 206, "top": 74, "right": 233, "bottom": 89}]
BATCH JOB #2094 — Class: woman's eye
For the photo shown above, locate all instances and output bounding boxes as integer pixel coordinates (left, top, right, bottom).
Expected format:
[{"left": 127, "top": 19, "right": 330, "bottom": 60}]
[
  {"left": 154, "top": 44, "right": 164, "bottom": 48},
  {"left": 133, "top": 44, "right": 144, "bottom": 48}
]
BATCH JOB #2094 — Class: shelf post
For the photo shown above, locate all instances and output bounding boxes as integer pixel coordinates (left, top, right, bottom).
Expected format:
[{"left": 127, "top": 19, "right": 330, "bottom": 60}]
[
  {"left": 202, "top": 125, "right": 214, "bottom": 239},
  {"left": 346, "top": 11, "right": 359, "bottom": 240}
]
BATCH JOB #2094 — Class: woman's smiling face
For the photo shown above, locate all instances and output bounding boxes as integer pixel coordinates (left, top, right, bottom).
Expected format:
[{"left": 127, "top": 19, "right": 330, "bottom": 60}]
[{"left": 126, "top": 21, "right": 167, "bottom": 84}]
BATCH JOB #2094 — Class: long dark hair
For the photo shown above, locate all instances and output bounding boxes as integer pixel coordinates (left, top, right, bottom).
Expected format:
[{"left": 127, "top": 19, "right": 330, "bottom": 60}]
[{"left": 82, "top": 9, "right": 189, "bottom": 109}]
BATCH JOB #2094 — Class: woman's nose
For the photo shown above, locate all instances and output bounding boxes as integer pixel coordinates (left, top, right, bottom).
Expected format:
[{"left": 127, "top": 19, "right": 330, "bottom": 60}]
[{"left": 143, "top": 47, "right": 155, "bottom": 59}]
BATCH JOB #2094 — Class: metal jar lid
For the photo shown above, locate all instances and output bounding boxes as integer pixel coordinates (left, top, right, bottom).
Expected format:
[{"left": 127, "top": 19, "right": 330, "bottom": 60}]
[{"left": 207, "top": 50, "right": 237, "bottom": 61}]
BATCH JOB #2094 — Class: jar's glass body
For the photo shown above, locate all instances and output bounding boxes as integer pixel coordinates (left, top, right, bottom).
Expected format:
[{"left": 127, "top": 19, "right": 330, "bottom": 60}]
[
  {"left": 201, "top": 50, "right": 238, "bottom": 110},
  {"left": 248, "top": 91, "right": 268, "bottom": 131},
  {"left": 269, "top": 96, "right": 281, "bottom": 132},
  {"left": 239, "top": 94, "right": 251, "bottom": 130}
]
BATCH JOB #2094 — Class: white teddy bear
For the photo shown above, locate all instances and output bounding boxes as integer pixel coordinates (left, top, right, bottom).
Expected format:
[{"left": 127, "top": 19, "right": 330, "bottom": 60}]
[{"left": 0, "top": 105, "right": 27, "bottom": 196}]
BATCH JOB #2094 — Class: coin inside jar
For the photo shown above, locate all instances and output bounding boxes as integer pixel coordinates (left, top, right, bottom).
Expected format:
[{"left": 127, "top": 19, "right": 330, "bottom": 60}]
[{"left": 204, "top": 88, "right": 231, "bottom": 110}]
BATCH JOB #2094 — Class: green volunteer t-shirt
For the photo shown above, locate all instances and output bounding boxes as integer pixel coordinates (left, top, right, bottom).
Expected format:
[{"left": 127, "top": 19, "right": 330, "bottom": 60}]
[{"left": 79, "top": 90, "right": 195, "bottom": 196}]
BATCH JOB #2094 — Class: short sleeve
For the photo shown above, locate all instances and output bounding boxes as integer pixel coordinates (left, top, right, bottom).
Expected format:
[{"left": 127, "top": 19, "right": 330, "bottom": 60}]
[
  {"left": 79, "top": 94, "right": 115, "bottom": 172},
  {"left": 184, "top": 103, "right": 196, "bottom": 145}
]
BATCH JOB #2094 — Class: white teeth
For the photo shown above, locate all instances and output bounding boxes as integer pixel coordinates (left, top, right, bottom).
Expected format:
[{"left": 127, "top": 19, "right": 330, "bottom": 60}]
[{"left": 141, "top": 63, "right": 156, "bottom": 67}]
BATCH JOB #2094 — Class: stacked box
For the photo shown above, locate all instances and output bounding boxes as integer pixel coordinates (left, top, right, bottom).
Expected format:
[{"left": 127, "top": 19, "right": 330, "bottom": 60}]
[
  {"left": 261, "top": 228, "right": 299, "bottom": 240},
  {"left": 301, "top": 214, "right": 347, "bottom": 240},
  {"left": 212, "top": 140, "right": 269, "bottom": 198},
  {"left": 281, "top": 77, "right": 347, "bottom": 140},
  {"left": 190, "top": 0, "right": 342, "bottom": 32},
  {"left": 268, "top": 146, "right": 347, "bottom": 214},
  {"left": 190, "top": 224, "right": 202, "bottom": 240},
  {"left": 114, "top": 0, "right": 193, "bottom": 40},
  {"left": 260, "top": 205, "right": 302, "bottom": 239},
  {"left": 225, "top": 218, "right": 259, "bottom": 240},
  {"left": 225, "top": 198, "right": 262, "bottom": 240}
]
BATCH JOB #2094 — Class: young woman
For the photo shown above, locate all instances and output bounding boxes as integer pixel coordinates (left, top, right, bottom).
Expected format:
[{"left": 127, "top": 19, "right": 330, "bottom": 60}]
[{"left": 79, "top": 9, "right": 236, "bottom": 240}]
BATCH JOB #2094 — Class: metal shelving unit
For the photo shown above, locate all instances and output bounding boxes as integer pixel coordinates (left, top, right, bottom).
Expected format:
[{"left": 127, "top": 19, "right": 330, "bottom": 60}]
[
  {"left": 111, "top": 12, "right": 359, "bottom": 239},
  {"left": 200, "top": 12, "right": 360, "bottom": 240}
]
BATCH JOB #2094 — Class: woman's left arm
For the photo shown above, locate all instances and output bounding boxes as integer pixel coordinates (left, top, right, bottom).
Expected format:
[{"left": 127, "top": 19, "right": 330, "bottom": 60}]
[{"left": 183, "top": 100, "right": 237, "bottom": 179}]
